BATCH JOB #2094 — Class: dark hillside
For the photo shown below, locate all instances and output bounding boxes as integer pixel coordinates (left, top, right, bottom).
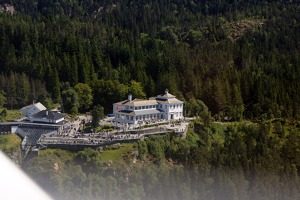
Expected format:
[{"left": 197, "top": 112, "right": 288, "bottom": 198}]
[
  {"left": 0, "top": 1, "right": 299, "bottom": 199},
  {"left": 0, "top": 0, "right": 299, "bottom": 118},
  {"left": 23, "top": 121, "right": 300, "bottom": 200}
]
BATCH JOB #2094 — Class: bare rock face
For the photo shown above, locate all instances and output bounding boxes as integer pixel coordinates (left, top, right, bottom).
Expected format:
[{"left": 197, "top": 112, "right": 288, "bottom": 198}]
[
  {"left": 54, "top": 163, "right": 59, "bottom": 172},
  {"left": 0, "top": 4, "right": 16, "bottom": 15}
]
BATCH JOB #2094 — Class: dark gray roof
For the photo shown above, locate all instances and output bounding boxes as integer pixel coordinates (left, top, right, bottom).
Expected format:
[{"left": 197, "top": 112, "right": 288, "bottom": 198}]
[
  {"left": 118, "top": 110, "right": 133, "bottom": 114},
  {"left": 31, "top": 110, "right": 64, "bottom": 120},
  {"left": 134, "top": 109, "right": 163, "bottom": 116},
  {"left": 116, "top": 109, "right": 164, "bottom": 116}
]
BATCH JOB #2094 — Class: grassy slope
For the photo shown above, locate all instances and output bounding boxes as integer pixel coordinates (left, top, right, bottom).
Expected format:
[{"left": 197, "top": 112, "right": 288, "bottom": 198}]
[
  {"left": 100, "top": 143, "right": 135, "bottom": 163},
  {"left": 30, "top": 143, "right": 135, "bottom": 164},
  {"left": 0, "top": 134, "right": 22, "bottom": 154},
  {"left": 5, "top": 109, "right": 22, "bottom": 121}
]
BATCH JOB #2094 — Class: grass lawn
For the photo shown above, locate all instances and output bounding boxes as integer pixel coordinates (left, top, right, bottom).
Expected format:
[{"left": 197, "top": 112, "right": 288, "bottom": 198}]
[
  {"left": 5, "top": 110, "right": 22, "bottom": 121},
  {"left": 0, "top": 134, "right": 22, "bottom": 154},
  {"left": 101, "top": 143, "right": 135, "bottom": 163}
]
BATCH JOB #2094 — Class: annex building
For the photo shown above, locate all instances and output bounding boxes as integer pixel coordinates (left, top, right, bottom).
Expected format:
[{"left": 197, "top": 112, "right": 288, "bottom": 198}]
[
  {"left": 20, "top": 102, "right": 46, "bottom": 117},
  {"left": 113, "top": 89, "right": 184, "bottom": 127}
]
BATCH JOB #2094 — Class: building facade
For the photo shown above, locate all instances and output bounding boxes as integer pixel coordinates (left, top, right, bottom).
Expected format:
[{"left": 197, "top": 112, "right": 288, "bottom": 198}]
[
  {"left": 113, "top": 90, "right": 184, "bottom": 126},
  {"left": 20, "top": 102, "right": 46, "bottom": 117}
]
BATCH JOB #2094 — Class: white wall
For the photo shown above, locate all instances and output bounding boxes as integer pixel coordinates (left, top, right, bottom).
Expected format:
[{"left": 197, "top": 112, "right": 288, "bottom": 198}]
[
  {"left": 11, "top": 126, "right": 18, "bottom": 134},
  {"left": 114, "top": 114, "right": 136, "bottom": 125},
  {"left": 20, "top": 105, "right": 44, "bottom": 117},
  {"left": 163, "top": 103, "right": 184, "bottom": 120}
]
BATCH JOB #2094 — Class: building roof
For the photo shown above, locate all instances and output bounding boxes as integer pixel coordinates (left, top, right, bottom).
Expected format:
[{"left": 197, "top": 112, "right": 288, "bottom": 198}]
[
  {"left": 114, "top": 90, "right": 183, "bottom": 110},
  {"left": 116, "top": 109, "right": 163, "bottom": 116},
  {"left": 155, "top": 89, "right": 176, "bottom": 99},
  {"left": 20, "top": 102, "right": 46, "bottom": 112},
  {"left": 116, "top": 110, "right": 135, "bottom": 116},
  {"left": 134, "top": 109, "right": 164, "bottom": 116},
  {"left": 115, "top": 99, "right": 158, "bottom": 107},
  {"left": 156, "top": 98, "right": 183, "bottom": 104},
  {"left": 157, "top": 92, "right": 175, "bottom": 99},
  {"left": 31, "top": 110, "right": 64, "bottom": 121}
]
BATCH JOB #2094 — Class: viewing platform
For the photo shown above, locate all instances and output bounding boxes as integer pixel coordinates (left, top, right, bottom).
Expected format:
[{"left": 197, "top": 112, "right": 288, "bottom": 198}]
[{"left": 37, "top": 122, "right": 189, "bottom": 151}]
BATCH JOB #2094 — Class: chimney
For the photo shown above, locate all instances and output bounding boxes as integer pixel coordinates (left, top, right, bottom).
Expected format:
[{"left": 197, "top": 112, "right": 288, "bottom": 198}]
[
  {"left": 128, "top": 94, "right": 132, "bottom": 102},
  {"left": 165, "top": 89, "right": 169, "bottom": 94}
]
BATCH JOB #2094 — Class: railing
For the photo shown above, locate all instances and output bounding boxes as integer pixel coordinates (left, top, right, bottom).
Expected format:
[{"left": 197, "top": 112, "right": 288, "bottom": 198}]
[{"left": 37, "top": 129, "right": 174, "bottom": 148}]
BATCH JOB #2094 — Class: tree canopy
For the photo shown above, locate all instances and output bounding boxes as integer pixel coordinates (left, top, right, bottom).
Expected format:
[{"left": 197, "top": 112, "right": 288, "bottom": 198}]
[{"left": 0, "top": 0, "right": 298, "bottom": 121}]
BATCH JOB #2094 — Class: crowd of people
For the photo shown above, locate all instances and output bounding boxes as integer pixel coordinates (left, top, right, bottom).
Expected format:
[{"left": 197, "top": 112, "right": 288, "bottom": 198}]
[
  {"left": 39, "top": 131, "right": 141, "bottom": 145},
  {"left": 38, "top": 115, "right": 188, "bottom": 146}
]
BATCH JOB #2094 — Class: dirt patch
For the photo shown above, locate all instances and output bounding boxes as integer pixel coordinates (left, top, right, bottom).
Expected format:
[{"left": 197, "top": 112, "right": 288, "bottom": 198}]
[{"left": 227, "top": 19, "right": 265, "bottom": 41}]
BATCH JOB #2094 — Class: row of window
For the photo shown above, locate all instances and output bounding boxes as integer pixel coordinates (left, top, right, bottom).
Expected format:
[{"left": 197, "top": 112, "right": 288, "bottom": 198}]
[
  {"left": 115, "top": 112, "right": 183, "bottom": 121},
  {"left": 116, "top": 114, "right": 163, "bottom": 121},
  {"left": 168, "top": 104, "right": 183, "bottom": 109},
  {"left": 124, "top": 103, "right": 183, "bottom": 111}
]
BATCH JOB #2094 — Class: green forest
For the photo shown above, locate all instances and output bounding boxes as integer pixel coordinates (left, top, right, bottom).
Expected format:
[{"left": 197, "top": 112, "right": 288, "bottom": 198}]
[
  {"left": 0, "top": 0, "right": 299, "bottom": 120},
  {"left": 23, "top": 120, "right": 300, "bottom": 200},
  {"left": 0, "top": 1, "right": 299, "bottom": 199}
]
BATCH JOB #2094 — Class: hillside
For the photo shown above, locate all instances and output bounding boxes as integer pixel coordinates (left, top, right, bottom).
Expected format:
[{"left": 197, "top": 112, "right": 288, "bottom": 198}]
[
  {"left": 0, "top": 0, "right": 298, "bottom": 121},
  {"left": 0, "top": 1, "right": 299, "bottom": 199},
  {"left": 22, "top": 120, "right": 300, "bottom": 200},
  {"left": 227, "top": 19, "right": 265, "bottom": 40},
  {"left": 0, "top": 134, "right": 22, "bottom": 164}
]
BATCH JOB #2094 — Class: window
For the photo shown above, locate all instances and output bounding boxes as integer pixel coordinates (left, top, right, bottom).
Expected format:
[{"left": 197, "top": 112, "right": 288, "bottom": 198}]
[{"left": 142, "top": 106, "right": 145, "bottom": 109}]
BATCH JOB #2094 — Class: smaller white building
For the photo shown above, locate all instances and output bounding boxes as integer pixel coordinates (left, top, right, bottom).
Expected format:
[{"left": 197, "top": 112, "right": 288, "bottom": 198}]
[
  {"left": 28, "top": 110, "right": 65, "bottom": 124},
  {"left": 113, "top": 89, "right": 184, "bottom": 127},
  {"left": 20, "top": 102, "right": 46, "bottom": 117}
]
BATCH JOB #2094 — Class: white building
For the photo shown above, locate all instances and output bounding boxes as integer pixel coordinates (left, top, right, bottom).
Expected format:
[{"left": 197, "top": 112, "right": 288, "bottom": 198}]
[
  {"left": 113, "top": 89, "right": 184, "bottom": 126},
  {"left": 20, "top": 102, "right": 47, "bottom": 117},
  {"left": 28, "top": 110, "right": 65, "bottom": 124}
]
